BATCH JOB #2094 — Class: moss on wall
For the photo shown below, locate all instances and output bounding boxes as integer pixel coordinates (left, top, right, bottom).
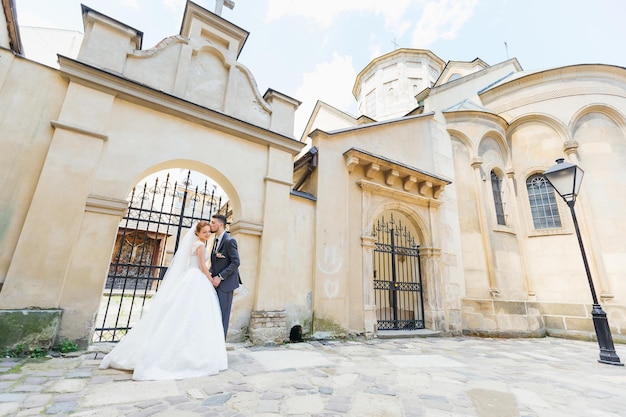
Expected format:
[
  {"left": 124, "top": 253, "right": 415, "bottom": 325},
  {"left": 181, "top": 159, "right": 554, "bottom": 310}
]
[
  {"left": 0, "top": 309, "right": 62, "bottom": 350},
  {"left": 313, "top": 315, "right": 347, "bottom": 339}
]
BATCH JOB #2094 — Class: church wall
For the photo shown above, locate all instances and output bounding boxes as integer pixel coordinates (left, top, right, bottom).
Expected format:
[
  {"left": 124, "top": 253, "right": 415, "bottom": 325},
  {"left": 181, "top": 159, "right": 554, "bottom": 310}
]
[
  {"left": 508, "top": 106, "right": 623, "bottom": 310},
  {"left": 0, "top": 24, "right": 304, "bottom": 346},
  {"left": 431, "top": 126, "right": 466, "bottom": 331},
  {"left": 4, "top": 1, "right": 626, "bottom": 348},
  {"left": 573, "top": 111, "right": 626, "bottom": 299},
  {"left": 465, "top": 71, "right": 626, "bottom": 340},
  {"left": 346, "top": 176, "right": 366, "bottom": 334},
  {"left": 309, "top": 114, "right": 465, "bottom": 335},
  {"left": 509, "top": 121, "right": 581, "bottom": 322},
  {"left": 284, "top": 194, "right": 316, "bottom": 337},
  {"left": 308, "top": 129, "right": 353, "bottom": 337},
  {"left": 477, "top": 136, "right": 527, "bottom": 300},
  {"left": 451, "top": 136, "right": 489, "bottom": 299},
  {"left": 0, "top": 52, "right": 67, "bottom": 286},
  {"left": 446, "top": 112, "right": 545, "bottom": 336}
]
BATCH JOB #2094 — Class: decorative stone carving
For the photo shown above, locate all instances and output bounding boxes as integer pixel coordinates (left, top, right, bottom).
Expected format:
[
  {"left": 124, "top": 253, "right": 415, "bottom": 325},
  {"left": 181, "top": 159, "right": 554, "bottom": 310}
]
[
  {"left": 343, "top": 148, "right": 450, "bottom": 200},
  {"left": 385, "top": 169, "right": 399, "bottom": 186},
  {"left": 365, "top": 163, "right": 380, "bottom": 178}
]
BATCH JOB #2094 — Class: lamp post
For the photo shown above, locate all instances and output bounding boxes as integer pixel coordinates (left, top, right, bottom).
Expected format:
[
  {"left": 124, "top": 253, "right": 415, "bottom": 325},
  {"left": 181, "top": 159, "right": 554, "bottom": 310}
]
[{"left": 543, "top": 158, "right": 623, "bottom": 366}]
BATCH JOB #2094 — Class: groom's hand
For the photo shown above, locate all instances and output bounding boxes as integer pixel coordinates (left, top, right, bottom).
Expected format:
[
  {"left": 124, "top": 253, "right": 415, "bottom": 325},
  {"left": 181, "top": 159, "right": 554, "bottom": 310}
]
[{"left": 211, "top": 276, "right": 220, "bottom": 288}]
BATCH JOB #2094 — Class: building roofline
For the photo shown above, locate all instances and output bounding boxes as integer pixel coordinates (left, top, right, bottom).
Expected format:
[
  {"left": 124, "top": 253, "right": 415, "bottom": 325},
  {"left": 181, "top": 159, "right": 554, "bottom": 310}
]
[{"left": 2, "top": 0, "right": 24, "bottom": 55}]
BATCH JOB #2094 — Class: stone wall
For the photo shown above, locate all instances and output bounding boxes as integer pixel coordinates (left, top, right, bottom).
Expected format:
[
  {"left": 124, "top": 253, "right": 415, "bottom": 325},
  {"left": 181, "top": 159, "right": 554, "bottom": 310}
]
[{"left": 462, "top": 298, "right": 626, "bottom": 343}]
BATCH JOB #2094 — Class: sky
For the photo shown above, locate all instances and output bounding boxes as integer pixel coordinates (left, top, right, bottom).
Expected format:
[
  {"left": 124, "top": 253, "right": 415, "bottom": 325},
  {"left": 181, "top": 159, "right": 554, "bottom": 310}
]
[{"left": 13, "top": 0, "right": 626, "bottom": 137}]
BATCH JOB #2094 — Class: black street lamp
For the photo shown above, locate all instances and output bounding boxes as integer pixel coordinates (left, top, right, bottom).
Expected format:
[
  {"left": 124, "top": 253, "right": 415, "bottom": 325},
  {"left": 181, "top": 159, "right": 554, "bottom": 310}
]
[{"left": 543, "top": 158, "right": 623, "bottom": 366}]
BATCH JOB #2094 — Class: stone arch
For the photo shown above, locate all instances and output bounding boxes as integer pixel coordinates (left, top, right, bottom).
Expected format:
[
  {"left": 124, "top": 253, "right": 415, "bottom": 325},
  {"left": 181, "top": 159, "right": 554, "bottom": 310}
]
[
  {"left": 369, "top": 201, "right": 429, "bottom": 247},
  {"left": 477, "top": 130, "right": 509, "bottom": 167},
  {"left": 93, "top": 163, "right": 238, "bottom": 343},
  {"left": 478, "top": 135, "right": 507, "bottom": 173},
  {"left": 569, "top": 103, "right": 626, "bottom": 136},
  {"left": 447, "top": 128, "right": 476, "bottom": 158},
  {"left": 507, "top": 113, "right": 570, "bottom": 152},
  {"left": 130, "top": 159, "right": 242, "bottom": 221}
]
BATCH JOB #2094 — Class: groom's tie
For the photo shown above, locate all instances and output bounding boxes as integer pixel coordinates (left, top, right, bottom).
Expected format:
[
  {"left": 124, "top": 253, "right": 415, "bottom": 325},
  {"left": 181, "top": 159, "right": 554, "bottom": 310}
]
[{"left": 212, "top": 237, "right": 219, "bottom": 254}]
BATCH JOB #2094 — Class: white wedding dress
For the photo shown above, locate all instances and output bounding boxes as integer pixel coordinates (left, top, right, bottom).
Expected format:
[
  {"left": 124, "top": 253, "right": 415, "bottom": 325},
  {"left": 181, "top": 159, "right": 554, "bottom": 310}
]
[{"left": 99, "top": 232, "right": 227, "bottom": 380}]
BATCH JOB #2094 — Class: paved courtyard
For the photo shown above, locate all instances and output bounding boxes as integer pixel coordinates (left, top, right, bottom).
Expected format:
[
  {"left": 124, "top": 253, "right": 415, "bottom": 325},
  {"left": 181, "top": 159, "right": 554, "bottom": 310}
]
[{"left": 1, "top": 336, "right": 625, "bottom": 416}]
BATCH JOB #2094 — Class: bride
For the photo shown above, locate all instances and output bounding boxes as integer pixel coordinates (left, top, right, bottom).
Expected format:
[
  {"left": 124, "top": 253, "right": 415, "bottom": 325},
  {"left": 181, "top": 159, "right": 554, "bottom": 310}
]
[{"left": 99, "top": 221, "right": 227, "bottom": 380}]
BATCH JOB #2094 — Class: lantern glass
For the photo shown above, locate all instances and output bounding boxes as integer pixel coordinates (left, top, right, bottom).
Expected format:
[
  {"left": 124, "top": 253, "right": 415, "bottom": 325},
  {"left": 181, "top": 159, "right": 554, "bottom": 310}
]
[{"left": 543, "top": 158, "right": 584, "bottom": 202}]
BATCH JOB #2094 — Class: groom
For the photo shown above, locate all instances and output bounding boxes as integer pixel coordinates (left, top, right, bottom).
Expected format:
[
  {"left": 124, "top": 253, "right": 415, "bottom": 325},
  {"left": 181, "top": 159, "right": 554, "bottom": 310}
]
[{"left": 209, "top": 214, "right": 241, "bottom": 338}]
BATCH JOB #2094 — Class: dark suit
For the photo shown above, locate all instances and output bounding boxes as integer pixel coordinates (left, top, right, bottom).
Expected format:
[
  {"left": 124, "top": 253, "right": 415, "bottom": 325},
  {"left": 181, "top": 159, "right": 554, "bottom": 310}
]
[{"left": 209, "top": 232, "right": 241, "bottom": 337}]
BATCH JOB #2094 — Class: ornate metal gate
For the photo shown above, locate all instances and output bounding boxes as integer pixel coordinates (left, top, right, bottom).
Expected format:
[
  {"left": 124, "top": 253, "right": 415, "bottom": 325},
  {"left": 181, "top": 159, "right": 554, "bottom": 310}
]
[
  {"left": 93, "top": 170, "right": 228, "bottom": 342},
  {"left": 373, "top": 215, "right": 424, "bottom": 330}
]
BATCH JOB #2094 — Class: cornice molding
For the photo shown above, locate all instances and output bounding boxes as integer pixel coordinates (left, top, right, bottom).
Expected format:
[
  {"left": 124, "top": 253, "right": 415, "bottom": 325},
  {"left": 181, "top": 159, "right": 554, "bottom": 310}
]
[
  {"left": 345, "top": 148, "right": 450, "bottom": 199},
  {"left": 230, "top": 220, "right": 263, "bottom": 236},
  {"left": 50, "top": 120, "right": 108, "bottom": 141},
  {"left": 488, "top": 85, "right": 626, "bottom": 114},
  {"left": 264, "top": 175, "right": 293, "bottom": 187},
  {"left": 357, "top": 179, "right": 442, "bottom": 207},
  {"left": 85, "top": 194, "right": 128, "bottom": 216}
]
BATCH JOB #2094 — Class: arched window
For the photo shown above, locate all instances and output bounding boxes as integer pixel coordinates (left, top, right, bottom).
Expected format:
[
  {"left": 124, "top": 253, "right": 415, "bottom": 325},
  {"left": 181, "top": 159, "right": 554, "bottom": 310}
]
[
  {"left": 526, "top": 174, "right": 562, "bottom": 229},
  {"left": 490, "top": 170, "right": 506, "bottom": 225}
]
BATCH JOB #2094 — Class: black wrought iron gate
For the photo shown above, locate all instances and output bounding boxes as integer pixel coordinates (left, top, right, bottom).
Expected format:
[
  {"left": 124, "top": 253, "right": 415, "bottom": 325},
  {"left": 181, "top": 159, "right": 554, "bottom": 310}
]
[
  {"left": 373, "top": 215, "right": 424, "bottom": 330},
  {"left": 93, "top": 170, "right": 228, "bottom": 342}
]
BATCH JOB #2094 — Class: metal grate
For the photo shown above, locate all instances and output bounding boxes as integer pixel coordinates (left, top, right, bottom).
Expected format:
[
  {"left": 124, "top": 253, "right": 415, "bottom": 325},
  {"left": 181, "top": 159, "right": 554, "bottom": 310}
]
[
  {"left": 93, "top": 170, "right": 229, "bottom": 342},
  {"left": 373, "top": 214, "right": 424, "bottom": 331}
]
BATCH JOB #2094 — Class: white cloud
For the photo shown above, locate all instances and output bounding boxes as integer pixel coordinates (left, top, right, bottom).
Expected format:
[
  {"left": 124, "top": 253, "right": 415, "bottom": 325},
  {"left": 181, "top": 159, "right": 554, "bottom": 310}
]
[
  {"left": 293, "top": 53, "right": 357, "bottom": 136},
  {"left": 119, "top": 0, "right": 140, "bottom": 10},
  {"left": 16, "top": 9, "right": 57, "bottom": 28},
  {"left": 161, "top": 0, "right": 181, "bottom": 12},
  {"left": 411, "top": 0, "right": 478, "bottom": 48},
  {"left": 368, "top": 33, "right": 383, "bottom": 61},
  {"left": 266, "top": 0, "right": 412, "bottom": 29}
]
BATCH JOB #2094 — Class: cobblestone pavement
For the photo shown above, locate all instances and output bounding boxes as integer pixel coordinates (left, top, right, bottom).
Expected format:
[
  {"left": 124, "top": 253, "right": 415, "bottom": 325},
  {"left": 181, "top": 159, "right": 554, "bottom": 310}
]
[{"left": 1, "top": 336, "right": 625, "bottom": 417}]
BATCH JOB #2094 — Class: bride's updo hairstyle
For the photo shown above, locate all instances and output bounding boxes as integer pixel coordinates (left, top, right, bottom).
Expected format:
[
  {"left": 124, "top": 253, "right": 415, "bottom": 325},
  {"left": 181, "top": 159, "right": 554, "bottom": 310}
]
[{"left": 194, "top": 220, "right": 210, "bottom": 236}]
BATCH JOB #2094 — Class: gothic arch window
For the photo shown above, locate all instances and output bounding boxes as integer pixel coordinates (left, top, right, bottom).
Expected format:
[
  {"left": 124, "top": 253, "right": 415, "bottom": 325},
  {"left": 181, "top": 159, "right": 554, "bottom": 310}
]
[
  {"left": 526, "top": 174, "right": 562, "bottom": 229},
  {"left": 490, "top": 170, "right": 506, "bottom": 225}
]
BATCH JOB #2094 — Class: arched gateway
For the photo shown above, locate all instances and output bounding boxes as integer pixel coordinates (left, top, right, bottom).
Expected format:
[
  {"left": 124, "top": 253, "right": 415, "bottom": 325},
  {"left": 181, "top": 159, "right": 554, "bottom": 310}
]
[
  {"left": 0, "top": 3, "right": 304, "bottom": 346},
  {"left": 93, "top": 170, "right": 230, "bottom": 342}
]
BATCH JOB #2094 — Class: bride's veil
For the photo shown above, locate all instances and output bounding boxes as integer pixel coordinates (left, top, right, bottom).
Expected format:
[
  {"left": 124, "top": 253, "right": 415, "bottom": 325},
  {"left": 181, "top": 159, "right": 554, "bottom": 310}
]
[{"left": 148, "top": 224, "right": 197, "bottom": 305}]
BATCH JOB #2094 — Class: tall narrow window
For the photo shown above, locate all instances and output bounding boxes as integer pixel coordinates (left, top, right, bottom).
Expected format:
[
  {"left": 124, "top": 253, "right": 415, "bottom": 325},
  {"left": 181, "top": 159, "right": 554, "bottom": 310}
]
[
  {"left": 491, "top": 170, "right": 506, "bottom": 225},
  {"left": 527, "top": 175, "right": 562, "bottom": 229}
]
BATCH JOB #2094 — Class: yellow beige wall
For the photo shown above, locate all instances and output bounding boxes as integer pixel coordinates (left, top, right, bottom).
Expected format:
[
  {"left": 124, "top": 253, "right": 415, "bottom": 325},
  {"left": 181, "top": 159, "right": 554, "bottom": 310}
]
[{"left": 2, "top": 2, "right": 626, "bottom": 348}]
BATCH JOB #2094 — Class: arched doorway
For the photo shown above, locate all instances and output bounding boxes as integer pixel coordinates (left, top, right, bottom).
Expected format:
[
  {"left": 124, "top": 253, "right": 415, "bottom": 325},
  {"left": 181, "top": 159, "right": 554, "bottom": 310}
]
[
  {"left": 373, "top": 213, "right": 425, "bottom": 330},
  {"left": 93, "top": 169, "right": 230, "bottom": 342}
]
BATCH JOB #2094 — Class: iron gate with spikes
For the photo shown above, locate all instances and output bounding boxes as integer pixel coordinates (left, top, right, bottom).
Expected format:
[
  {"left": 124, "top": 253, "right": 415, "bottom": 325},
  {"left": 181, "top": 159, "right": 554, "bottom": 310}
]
[
  {"left": 373, "top": 215, "right": 425, "bottom": 331},
  {"left": 93, "top": 170, "right": 228, "bottom": 342}
]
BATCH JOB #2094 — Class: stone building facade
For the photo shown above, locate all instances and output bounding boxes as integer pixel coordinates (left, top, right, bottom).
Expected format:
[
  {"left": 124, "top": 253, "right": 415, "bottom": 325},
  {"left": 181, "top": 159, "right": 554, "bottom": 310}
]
[{"left": 1, "top": 0, "right": 625, "bottom": 348}]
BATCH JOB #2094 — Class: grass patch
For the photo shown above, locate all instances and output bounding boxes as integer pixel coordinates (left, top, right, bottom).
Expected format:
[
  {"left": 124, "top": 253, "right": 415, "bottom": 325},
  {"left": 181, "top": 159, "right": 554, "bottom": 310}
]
[{"left": 1, "top": 339, "right": 79, "bottom": 359}]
